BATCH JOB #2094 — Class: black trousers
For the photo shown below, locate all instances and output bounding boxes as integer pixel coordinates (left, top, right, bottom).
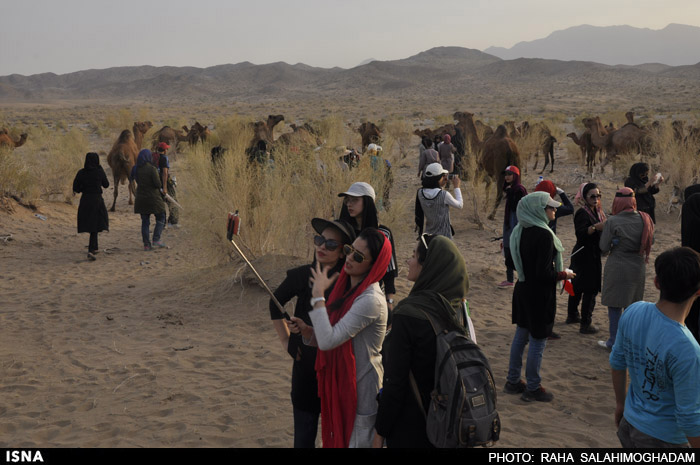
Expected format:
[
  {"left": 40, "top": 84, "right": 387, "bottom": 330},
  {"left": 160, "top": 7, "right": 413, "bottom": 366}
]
[{"left": 567, "top": 291, "right": 597, "bottom": 326}]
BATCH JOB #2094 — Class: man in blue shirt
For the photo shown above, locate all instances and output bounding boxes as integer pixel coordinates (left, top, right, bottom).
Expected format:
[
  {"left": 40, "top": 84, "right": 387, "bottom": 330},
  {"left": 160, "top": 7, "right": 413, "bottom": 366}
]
[{"left": 610, "top": 247, "right": 700, "bottom": 447}]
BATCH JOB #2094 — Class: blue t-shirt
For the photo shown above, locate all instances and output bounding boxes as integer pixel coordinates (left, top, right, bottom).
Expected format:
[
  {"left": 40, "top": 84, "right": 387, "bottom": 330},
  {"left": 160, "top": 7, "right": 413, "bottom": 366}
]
[{"left": 610, "top": 301, "right": 700, "bottom": 444}]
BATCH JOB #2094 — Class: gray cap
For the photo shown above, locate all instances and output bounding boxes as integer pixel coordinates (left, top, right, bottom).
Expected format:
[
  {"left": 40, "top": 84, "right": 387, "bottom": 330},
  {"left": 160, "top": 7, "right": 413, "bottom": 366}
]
[
  {"left": 311, "top": 218, "right": 356, "bottom": 245},
  {"left": 338, "top": 182, "right": 376, "bottom": 201}
]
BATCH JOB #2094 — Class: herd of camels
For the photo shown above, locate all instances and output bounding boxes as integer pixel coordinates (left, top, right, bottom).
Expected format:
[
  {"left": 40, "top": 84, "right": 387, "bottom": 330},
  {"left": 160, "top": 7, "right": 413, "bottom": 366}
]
[{"left": 4, "top": 109, "right": 698, "bottom": 220}]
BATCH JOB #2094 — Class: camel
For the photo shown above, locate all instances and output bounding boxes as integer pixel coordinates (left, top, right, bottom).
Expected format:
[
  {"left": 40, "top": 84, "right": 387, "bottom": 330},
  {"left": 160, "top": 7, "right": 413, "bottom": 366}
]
[
  {"left": 358, "top": 122, "right": 381, "bottom": 151},
  {"left": 504, "top": 121, "right": 520, "bottom": 139},
  {"left": 518, "top": 121, "right": 556, "bottom": 173},
  {"left": 583, "top": 116, "right": 651, "bottom": 168},
  {"left": 106, "top": 121, "right": 152, "bottom": 212},
  {"left": 479, "top": 125, "right": 523, "bottom": 220},
  {"left": 183, "top": 122, "right": 211, "bottom": 145},
  {"left": 475, "top": 120, "right": 494, "bottom": 141},
  {"left": 152, "top": 125, "right": 188, "bottom": 150},
  {"left": 247, "top": 114, "right": 284, "bottom": 152},
  {"left": 453, "top": 111, "right": 482, "bottom": 155},
  {"left": 0, "top": 132, "right": 28, "bottom": 149},
  {"left": 567, "top": 131, "right": 599, "bottom": 174},
  {"left": 276, "top": 122, "right": 322, "bottom": 150}
]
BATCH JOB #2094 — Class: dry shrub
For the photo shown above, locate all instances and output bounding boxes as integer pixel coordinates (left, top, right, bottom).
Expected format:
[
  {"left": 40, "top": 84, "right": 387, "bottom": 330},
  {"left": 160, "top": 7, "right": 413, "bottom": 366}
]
[
  {"left": 651, "top": 122, "right": 700, "bottom": 195},
  {"left": 179, "top": 117, "right": 407, "bottom": 267},
  {"left": 382, "top": 119, "right": 413, "bottom": 160},
  {"left": 460, "top": 149, "right": 491, "bottom": 230},
  {"left": 0, "top": 125, "right": 87, "bottom": 204}
]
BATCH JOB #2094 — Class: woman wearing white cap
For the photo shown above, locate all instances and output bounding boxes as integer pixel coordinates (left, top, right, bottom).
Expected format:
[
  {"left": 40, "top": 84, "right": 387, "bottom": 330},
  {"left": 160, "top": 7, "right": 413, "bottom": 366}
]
[
  {"left": 414, "top": 163, "right": 463, "bottom": 240},
  {"left": 338, "top": 182, "right": 398, "bottom": 312}
]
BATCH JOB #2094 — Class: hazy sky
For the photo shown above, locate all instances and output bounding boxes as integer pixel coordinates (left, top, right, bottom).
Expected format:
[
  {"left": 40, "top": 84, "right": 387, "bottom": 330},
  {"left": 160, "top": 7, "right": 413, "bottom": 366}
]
[{"left": 1, "top": 0, "right": 699, "bottom": 76}]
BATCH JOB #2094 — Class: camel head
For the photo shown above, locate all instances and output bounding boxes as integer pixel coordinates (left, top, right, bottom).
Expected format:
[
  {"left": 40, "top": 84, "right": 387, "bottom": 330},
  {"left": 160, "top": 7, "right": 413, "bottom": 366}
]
[
  {"left": 133, "top": 121, "right": 153, "bottom": 135},
  {"left": 267, "top": 115, "right": 285, "bottom": 129},
  {"left": 453, "top": 111, "right": 474, "bottom": 124}
]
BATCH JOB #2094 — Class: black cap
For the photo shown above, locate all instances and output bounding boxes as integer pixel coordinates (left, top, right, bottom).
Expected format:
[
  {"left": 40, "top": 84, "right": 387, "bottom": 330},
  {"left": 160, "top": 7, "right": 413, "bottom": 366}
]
[{"left": 311, "top": 218, "right": 356, "bottom": 246}]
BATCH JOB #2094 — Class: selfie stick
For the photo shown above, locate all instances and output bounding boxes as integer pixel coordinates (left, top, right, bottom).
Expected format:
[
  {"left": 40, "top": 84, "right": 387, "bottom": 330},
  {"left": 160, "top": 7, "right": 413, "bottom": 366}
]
[{"left": 226, "top": 212, "right": 290, "bottom": 320}]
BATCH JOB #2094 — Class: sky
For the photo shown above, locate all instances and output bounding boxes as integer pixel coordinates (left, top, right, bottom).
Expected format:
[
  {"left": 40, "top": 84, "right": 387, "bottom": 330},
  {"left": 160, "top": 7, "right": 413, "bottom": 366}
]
[{"left": 1, "top": 0, "right": 700, "bottom": 76}]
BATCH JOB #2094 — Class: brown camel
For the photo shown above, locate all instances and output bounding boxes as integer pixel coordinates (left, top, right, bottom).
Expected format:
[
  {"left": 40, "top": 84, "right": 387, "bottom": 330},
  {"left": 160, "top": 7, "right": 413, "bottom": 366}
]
[
  {"left": 247, "top": 114, "right": 284, "bottom": 148},
  {"left": 583, "top": 116, "right": 651, "bottom": 168},
  {"left": 0, "top": 132, "right": 28, "bottom": 149},
  {"left": 358, "top": 121, "right": 381, "bottom": 151},
  {"left": 519, "top": 121, "right": 556, "bottom": 173},
  {"left": 479, "top": 124, "right": 523, "bottom": 220},
  {"left": 567, "top": 131, "right": 599, "bottom": 174},
  {"left": 453, "top": 111, "right": 482, "bottom": 155},
  {"left": 184, "top": 122, "right": 211, "bottom": 145},
  {"left": 107, "top": 121, "right": 152, "bottom": 212},
  {"left": 276, "top": 122, "right": 322, "bottom": 150},
  {"left": 152, "top": 125, "right": 188, "bottom": 150}
]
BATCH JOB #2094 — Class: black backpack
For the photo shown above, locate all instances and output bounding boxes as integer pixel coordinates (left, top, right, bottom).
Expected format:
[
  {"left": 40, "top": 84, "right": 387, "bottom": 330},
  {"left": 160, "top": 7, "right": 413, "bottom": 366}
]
[{"left": 410, "top": 309, "right": 500, "bottom": 448}]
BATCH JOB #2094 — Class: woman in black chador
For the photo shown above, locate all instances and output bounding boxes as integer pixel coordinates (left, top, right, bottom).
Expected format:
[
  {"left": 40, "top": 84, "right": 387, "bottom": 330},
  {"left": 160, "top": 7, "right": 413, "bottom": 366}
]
[{"left": 72, "top": 152, "right": 109, "bottom": 260}]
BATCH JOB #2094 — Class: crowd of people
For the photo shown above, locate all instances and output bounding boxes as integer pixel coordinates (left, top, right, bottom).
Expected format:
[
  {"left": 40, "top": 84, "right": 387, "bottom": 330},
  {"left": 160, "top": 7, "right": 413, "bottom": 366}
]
[
  {"left": 71, "top": 138, "right": 700, "bottom": 449},
  {"left": 71, "top": 145, "right": 180, "bottom": 258}
]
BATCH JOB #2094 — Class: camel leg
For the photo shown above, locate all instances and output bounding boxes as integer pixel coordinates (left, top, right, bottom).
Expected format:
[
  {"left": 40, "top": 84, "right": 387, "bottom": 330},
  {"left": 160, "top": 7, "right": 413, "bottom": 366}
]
[
  {"left": 488, "top": 190, "right": 503, "bottom": 221},
  {"left": 128, "top": 180, "right": 135, "bottom": 205},
  {"left": 549, "top": 151, "right": 554, "bottom": 173}
]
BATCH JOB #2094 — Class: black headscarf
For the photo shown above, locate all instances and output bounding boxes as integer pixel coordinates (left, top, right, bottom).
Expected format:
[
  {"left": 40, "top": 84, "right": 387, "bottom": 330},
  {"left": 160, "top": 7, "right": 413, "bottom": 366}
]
[
  {"left": 627, "top": 162, "right": 649, "bottom": 185},
  {"left": 84, "top": 152, "right": 101, "bottom": 170},
  {"left": 393, "top": 236, "right": 468, "bottom": 334}
]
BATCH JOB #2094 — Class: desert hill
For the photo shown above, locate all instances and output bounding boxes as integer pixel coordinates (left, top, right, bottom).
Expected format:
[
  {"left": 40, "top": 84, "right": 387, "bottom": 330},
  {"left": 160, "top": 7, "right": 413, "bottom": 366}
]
[{"left": 1, "top": 45, "right": 699, "bottom": 112}]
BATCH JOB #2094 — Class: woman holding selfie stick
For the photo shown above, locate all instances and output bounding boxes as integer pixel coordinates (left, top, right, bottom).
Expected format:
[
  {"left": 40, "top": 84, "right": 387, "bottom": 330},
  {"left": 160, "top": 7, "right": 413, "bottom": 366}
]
[
  {"left": 290, "top": 228, "right": 392, "bottom": 448},
  {"left": 414, "top": 163, "right": 463, "bottom": 240}
]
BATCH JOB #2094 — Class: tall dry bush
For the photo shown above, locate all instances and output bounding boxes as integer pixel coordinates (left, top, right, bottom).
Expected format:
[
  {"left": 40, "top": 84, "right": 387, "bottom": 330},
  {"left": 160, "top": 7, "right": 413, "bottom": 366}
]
[
  {"left": 179, "top": 117, "right": 407, "bottom": 267},
  {"left": 0, "top": 125, "right": 87, "bottom": 204},
  {"left": 651, "top": 122, "right": 700, "bottom": 196},
  {"left": 460, "top": 148, "right": 491, "bottom": 230}
]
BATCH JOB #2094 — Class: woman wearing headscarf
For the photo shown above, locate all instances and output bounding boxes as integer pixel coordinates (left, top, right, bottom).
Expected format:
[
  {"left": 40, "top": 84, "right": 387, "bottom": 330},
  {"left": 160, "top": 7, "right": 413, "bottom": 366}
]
[
  {"left": 72, "top": 152, "right": 109, "bottom": 260},
  {"left": 534, "top": 179, "right": 574, "bottom": 233},
  {"left": 339, "top": 182, "right": 398, "bottom": 312},
  {"left": 132, "top": 149, "right": 167, "bottom": 251},
  {"left": 290, "top": 228, "right": 392, "bottom": 448},
  {"left": 270, "top": 218, "right": 355, "bottom": 448},
  {"left": 682, "top": 184, "right": 700, "bottom": 342},
  {"left": 566, "top": 183, "right": 607, "bottom": 334},
  {"left": 504, "top": 192, "right": 574, "bottom": 402},
  {"left": 499, "top": 165, "right": 528, "bottom": 288},
  {"left": 598, "top": 187, "right": 654, "bottom": 350},
  {"left": 373, "top": 235, "right": 469, "bottom": 448},
  {"left": 624, "top": 162, "right": 663, "bottom": 223},
  {"left": 438, "top": 134, "right": 455, "bottom": 174}
]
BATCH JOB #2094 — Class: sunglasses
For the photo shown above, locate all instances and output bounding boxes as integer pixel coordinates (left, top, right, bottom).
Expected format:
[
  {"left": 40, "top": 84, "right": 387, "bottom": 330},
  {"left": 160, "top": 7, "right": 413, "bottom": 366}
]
[
  {"left": 314, "top": 235, "right": 341, "bottom": 251},
  {"left": 343, "top": 244, "right": 367, "bottom": 264},
  {"left": 587, "top": 194, "right": 602, "bottom": 199}
]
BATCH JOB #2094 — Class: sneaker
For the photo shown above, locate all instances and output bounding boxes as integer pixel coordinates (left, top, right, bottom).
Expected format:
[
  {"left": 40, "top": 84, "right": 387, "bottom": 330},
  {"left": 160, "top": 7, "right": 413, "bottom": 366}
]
[
  {"left": 521, "top": 387, "right": 554, "bottom": 402},
  {"left": 153, "top": 240, "right": 167, "bottom": 248},
  {"left": 144, "top": 244, "right": 153, "bottom": 251},
  {"left": 497, "top": 280, "right": 514, "bottom": 288},
  {"left": 503, "top": 380, "right": 526, "bottom": 395},
  {"left": 580, "top": 325, "right": 598, "bottom": 334},
  {"left": 87, "top": 252, "right": 97, "bottom": 261},
  {"left": 547, "top": 331, "right": 561, "bottom": 340},
  {"left": 597, "top": 340, "right": 612, "bottom": 350},
  {"left": 565, "top": 316, "right": 581, "bottom": 324}
]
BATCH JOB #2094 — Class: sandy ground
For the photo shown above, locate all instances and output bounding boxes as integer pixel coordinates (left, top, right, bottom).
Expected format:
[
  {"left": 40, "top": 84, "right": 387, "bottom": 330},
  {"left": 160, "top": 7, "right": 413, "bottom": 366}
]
[{"left": 0, "top": 141, "right": 685, "bottom": 448}]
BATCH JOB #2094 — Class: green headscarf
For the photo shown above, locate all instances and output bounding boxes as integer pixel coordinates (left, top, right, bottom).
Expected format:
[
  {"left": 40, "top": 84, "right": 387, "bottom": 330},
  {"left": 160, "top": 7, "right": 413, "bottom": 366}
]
[
  {"left": 509, "top": 192, "right": 564, "bottom": 283},
  {"left": 394, "top": 236, "right": 468, "bottom": 333}
]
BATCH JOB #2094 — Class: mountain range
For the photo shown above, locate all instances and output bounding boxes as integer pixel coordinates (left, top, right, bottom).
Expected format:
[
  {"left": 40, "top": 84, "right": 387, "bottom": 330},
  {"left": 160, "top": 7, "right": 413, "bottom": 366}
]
[
  {"left": 1, "top": 24, "right": 699, "bottom": 112},
  {"left": 484, "top": 23, "right": 700, "bottom": 66}
]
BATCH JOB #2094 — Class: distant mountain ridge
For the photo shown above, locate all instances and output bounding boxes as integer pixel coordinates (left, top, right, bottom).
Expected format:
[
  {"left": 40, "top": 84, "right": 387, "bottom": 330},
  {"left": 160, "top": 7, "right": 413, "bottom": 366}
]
[
  {"left": 484, "top": 23, "right": 700, "bottom": 66},
  {"left": 1, "top": 44, "right": 699, "bottom": 110}
]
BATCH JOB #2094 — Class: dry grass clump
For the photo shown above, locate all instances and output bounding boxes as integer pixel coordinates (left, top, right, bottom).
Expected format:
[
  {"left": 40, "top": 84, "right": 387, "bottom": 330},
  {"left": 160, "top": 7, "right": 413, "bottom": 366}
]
[
  {"left": 650, "top": 122, "right": 700, "bottom": 195},
  {"left": 179, "top": 117, "right": 408, "bottom": 267},
  {"left": 0, "top": 125, "right": 87, "bottom": 204}
]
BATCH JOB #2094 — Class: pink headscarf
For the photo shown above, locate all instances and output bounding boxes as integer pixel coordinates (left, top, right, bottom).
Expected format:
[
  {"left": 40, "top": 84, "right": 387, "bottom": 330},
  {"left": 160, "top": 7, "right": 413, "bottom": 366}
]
[{"left": 612, "top": 187, "right": 654, "bottom": 263}]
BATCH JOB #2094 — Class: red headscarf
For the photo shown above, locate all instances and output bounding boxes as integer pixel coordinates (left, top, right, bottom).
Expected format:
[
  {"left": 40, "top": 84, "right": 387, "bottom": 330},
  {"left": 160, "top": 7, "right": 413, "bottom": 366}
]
[
  {"left": 612, "top": 187, "right": 654, "bottom": 263},
  {"left": 315, "top": 232, "right": 393, "bottom": 448}
]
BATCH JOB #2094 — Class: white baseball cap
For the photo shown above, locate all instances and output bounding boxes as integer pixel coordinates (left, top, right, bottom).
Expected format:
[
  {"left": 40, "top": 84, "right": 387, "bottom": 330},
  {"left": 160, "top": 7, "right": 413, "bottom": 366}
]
[
  {"left": 338, "top": 182, "right": 376, "bottom": 201},
  {"left": 425, "top": 163, "right": 449, "bottom": 177}
]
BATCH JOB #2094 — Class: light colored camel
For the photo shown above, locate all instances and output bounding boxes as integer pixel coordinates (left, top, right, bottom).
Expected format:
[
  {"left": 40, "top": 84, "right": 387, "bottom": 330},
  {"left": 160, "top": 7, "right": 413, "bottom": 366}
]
[
  {"left": 276, "top": 123, "right": 322, "bottom": 150},
  {"left": 0, "top": 132, "right": 28, "bottom": 149},
  {"left": 107, "top": 121, "right": 152, "bottom": 212},
  {"left": 152, "top": 125, "right": 188, "bottom": 150}
]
